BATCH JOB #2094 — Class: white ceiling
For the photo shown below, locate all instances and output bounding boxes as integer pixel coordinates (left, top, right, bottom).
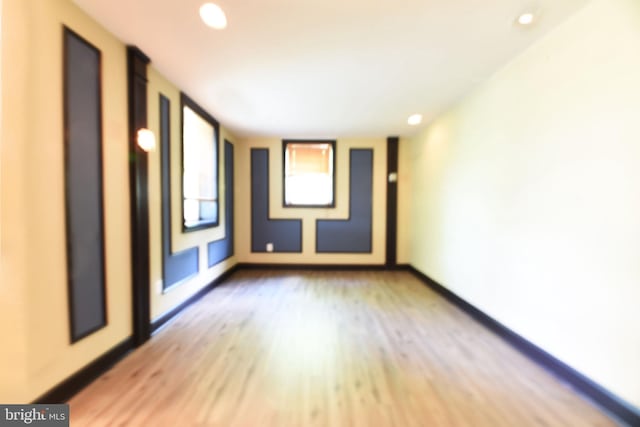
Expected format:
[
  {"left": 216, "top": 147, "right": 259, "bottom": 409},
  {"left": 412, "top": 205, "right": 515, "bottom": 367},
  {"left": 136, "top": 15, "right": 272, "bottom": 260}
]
[{"left": 74, "top": 0, "right": 589, "bottom": 138}]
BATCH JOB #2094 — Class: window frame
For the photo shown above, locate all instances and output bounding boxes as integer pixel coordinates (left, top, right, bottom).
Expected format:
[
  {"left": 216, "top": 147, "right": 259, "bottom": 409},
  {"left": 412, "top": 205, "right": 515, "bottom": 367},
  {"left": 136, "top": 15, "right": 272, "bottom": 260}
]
[
  {"left": 180, "top": 92, "right": 220, "bottom": 232},
  {"left": 282, "top": 139, "right": 336, "bottom": 208}
]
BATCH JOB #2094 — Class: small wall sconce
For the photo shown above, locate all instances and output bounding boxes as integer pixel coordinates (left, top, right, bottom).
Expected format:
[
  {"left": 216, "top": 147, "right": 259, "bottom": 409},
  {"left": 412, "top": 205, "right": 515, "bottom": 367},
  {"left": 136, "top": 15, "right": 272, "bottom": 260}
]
[{"left": 137, "top": 128, "right": 156, "bottom": 152}]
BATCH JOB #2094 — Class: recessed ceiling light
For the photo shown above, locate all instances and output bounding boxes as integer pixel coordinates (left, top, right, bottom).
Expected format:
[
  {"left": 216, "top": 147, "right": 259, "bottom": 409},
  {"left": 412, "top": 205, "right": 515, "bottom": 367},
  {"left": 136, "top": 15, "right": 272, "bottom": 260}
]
[
  {"left": 517, "top": 12, "right": 535, "bottom": 26},
  {"left": 200, "top": 3, "right": 227, "bottom": 29},
  {"left": 408, "top": 114, "right": 422, "bottom": 126}
]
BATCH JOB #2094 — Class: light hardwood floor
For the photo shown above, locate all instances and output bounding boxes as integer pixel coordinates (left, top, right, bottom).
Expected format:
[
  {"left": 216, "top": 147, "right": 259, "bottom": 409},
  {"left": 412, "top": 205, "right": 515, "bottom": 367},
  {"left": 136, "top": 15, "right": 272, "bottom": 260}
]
[{"left": 69, "top": 270, "right": 617, "bottom": 426}]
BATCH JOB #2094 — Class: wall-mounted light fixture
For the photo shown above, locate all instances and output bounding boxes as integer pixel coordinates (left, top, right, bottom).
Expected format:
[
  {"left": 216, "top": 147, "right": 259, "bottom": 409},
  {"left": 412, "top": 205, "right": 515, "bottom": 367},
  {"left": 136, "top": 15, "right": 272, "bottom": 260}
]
[{"left": 137, "top": 128, "right": 156, "bottom": 152}]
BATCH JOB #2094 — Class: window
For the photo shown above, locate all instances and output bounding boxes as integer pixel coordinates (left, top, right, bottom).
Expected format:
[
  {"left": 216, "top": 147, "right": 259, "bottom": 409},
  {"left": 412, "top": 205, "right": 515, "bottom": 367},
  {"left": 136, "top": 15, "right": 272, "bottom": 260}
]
[
  {"left": 283, "top": 140, "right": 336, "bottom": 207},
  {"left": 181, "top": 93, "right": 219, "bottom": 231}
]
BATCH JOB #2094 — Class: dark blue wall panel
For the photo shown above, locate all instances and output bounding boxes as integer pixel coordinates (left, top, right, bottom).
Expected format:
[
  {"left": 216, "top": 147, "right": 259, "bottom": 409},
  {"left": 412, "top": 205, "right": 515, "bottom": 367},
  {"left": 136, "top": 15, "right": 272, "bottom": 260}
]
[
  {"left": 160, "top": 95, "right": 199, "bottom": 288},
  {"left": 208, "top": 140, "right": 234, "bottom": 266},
  {"left": 251, "top": 149, "right": 302, "bottom": 252},
  {"left": 316, "top": 149, "right": 373, "bottom": 253},
  {"left": 64, "top": 29, "right": 107, "bottom": 342}
]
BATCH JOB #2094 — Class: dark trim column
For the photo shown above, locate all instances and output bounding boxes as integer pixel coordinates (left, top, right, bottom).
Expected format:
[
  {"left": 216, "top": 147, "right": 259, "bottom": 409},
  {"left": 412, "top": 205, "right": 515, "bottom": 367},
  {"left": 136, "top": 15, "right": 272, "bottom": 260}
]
[
  {"left": 127, "top": 46, "right": 151, "bottom": 346},
  {"left": 385, "top": 137, "right": 399, "bottom": 266}
]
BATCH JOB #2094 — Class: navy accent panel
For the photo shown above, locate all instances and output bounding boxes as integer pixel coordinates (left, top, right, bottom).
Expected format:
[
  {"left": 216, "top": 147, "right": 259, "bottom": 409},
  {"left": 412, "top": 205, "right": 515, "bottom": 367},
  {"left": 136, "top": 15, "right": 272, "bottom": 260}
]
[
  {"left": 251, "top": 149, "right": 302, "bottom": 252},
  {"left": 63, "top": 29, "right": 107, "bottom": 342},
  {"left": 208, "top": 141, "right": 234, "bottom": 266},
  {"left": 316, "top": 149, "right": 373, "bottom": 253},
  {"left": 160, "top": 95, "right": 199, "bottom": 288}
]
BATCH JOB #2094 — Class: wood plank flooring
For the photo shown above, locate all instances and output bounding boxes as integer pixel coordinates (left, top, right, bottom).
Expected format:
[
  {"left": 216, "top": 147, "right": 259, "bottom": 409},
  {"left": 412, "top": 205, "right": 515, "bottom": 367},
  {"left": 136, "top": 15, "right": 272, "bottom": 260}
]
[{"left": 69, "top": 270, "right": 617, "bottom": 426}]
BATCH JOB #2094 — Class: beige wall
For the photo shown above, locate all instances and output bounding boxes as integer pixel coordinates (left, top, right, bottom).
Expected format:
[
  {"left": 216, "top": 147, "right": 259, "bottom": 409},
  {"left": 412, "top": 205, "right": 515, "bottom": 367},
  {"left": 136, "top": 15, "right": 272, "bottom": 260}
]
[
  {"left": 396, "top": 138, "right": 412, "bottom": 264},
  {"left": 406, "top": 0, "right": 640, "bottom": 406},
  {"left": 1, "top": 0, "right": 131, "bottom": 403},
  {"left": 0, "top": 0, "right": 29, "bottom": 402},
  {"left": 236, "top": 137, "right": 387, "bottom": 264},
  {"left": 147, "top": 67, "right": 237, "bottom": 321},
  {"left": 0, "top": 0, "right": 239, "bottom": 402},
  {"left": 7, "top": 0, "right": 631, "bottom": 410},
  {"left": 0, "top": 0, "right": 415, "bottom": 407}
]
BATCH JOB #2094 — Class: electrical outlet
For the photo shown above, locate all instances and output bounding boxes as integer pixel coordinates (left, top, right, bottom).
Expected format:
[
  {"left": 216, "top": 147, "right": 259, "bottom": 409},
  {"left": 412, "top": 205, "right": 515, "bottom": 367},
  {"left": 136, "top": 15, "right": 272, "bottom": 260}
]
[
  {"left": 156, "top": 280, "right": 163, "bottom": 294},
  {"left": 266, "top": 243, "right": 274, "bottom": 252}
]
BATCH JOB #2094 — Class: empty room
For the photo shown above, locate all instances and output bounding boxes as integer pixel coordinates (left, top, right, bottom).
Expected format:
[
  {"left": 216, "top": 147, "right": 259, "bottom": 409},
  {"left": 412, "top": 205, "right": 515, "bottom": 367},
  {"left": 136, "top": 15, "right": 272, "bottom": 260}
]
[{"left": 1, "top": 0, "right": 639, "bottom": 425}]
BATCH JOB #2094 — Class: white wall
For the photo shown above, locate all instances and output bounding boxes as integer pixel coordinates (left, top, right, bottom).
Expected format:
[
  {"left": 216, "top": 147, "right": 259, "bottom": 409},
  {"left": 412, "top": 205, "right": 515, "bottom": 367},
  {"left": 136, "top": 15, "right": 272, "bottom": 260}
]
[{"left": 406, "top": 0, "right": 640, "bottom": 407}]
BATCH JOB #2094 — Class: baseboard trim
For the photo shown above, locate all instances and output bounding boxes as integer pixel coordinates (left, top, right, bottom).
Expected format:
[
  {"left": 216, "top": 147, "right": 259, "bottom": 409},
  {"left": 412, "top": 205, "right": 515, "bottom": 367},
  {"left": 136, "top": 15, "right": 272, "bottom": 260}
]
[
  {"left": 407, "top": 266, "right": 640, "bottom": 426},
  {"left": 236, "top": 262, "right": 409, "bottom": 271},
  {"left": 37, "top": 262, "right": 635, "bottom": 425},
  {"left": 151, "top": 264, "right": 239, "bottom": 334},
  {"left": 33, "top": 336, "right": 134, "bottom": 404},
  {"left": 33, "top": 265, "right": 239, "bottom": 404}
]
